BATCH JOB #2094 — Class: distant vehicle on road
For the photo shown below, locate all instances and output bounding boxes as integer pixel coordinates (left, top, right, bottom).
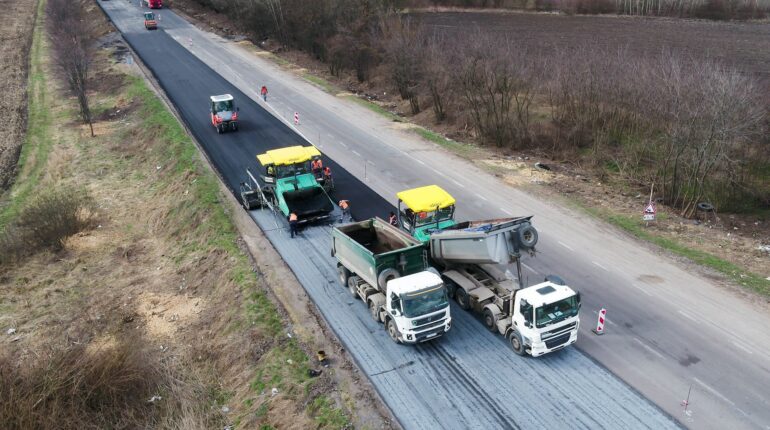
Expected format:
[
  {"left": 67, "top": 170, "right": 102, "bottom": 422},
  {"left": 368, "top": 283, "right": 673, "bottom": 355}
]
[
  {"left": 143, "top": 12, "right": 157, "bottom": 30},
  {"left": 397, "top": 185, "right": 581, "bottom": 357},
  {"left": 242, "top": 145, "right": 335, "bottom": 224},
  {"left": 209, "top": 94, "right": 239, "bottom": 133},
  {"left": 332, "top": 217, "right": 452, "bottom": 344},
  {"left": 143, "top": 0, "right": 162, "bottom": 9}
]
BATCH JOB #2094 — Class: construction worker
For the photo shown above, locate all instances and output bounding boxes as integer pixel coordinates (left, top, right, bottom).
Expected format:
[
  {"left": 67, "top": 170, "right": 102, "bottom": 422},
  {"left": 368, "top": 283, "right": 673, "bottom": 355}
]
[
  {"left": 260, "top": 85, "right": 268, "bottom": 102},
  {"left": 388, "top": 211, "right": 398, "bottom": 227},
  {"left": 288, "top": 212, "right": 299, "bottom": 238},
  {"left": 338, "top": 200, "right": 350, "bottom": 222},
  {"left": 323, "top": 166, "right": 332, "bottom": 182},
  {"left": 311, "top": 157, "right": 323, "bottom": 178}
]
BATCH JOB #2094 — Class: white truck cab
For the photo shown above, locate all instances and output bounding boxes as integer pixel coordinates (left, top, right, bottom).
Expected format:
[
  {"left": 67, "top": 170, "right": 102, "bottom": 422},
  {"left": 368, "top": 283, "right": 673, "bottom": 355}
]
[
  {"left": 385, "top": 271, "right": 452, "bottom": 344},
  {"left": 510, "top": 280, "right": 580, "bottom": 357}
]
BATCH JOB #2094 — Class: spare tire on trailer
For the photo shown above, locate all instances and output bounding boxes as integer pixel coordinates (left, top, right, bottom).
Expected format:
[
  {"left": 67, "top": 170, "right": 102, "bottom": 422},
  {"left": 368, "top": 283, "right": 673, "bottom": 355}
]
[
  {"left": 378, "top": 268, "right": 400, "bottom": 290},
  {"left": 517, "top": 224, "right": 538, "bottom": 249}
]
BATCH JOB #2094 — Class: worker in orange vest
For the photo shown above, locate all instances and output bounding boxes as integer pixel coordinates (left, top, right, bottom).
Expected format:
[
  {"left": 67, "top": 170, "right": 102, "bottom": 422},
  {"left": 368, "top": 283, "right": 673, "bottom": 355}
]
[
  {"left": 338, "top": 200, "right": 350, "bottom": 222},
  {"left": 311, "top": 157, "right": 323, "bottom": 178},
  {"left": 260, "top": 85, "right": 268, "bottom": 102},
  {"left": 323, "top": 166, "right": 332, "bottom": 181},
  {"left": 288, "top": 212, "right": 299, "bottom": 238}
]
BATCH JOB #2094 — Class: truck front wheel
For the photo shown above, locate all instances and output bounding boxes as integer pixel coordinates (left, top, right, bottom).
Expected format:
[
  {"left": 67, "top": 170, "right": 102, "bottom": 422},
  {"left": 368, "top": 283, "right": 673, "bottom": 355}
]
[
  {"left": 337, "top": 265, "right": 350, "bottom": 287},
  {"left": 386, "top": 319, "right": 401, "bottom": 344},
  {"left": 455, "top": 288, "right": 471, "bottom": 310},
  {"left": 508, "top": 331, "right": 526, "bottom": 356},
  {"left": 347, "top": 276, "right": 360, "bottom": 299}
]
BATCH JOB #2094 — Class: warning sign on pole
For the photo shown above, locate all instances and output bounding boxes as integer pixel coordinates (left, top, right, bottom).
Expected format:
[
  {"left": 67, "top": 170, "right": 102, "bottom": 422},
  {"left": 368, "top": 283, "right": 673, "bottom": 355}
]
[{"left": 643, "top": 202, "right": 656, "bottom": 222}]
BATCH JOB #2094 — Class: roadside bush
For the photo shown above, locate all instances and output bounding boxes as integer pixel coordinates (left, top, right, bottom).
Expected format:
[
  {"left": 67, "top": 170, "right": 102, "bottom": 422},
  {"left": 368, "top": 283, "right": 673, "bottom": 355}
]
[
  {"left": 0, "top": 186, "right": 96, "bottom": 264},
  {"left": 0, "top": 336, "right": 220, "bottom": 429}
]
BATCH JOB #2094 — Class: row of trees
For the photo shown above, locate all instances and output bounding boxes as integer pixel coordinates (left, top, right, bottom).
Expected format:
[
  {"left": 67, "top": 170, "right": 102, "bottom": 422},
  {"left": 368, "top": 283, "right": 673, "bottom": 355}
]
[
  {"left": 411, "top": 0, "right": 768, "bottom": 19},
  {"left": 187, "top": 0, "right": 768, "bottom": 212},
  {"left": 47, "top": 0, "right": 96, "bottom": 136}
]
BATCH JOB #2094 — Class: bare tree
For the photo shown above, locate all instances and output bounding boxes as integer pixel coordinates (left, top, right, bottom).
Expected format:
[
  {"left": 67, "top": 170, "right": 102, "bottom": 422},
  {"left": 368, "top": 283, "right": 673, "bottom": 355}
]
[
  {"left": 382, "top": 17, "right": 422, "bottom": 114},
  {"left": 47, "top": 0, "right": 97, "bottom": 137}
]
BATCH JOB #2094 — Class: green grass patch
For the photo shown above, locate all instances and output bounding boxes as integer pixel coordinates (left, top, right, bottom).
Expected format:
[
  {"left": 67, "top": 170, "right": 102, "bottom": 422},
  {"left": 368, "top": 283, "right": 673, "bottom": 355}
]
[
  {"left": 345, "top": 95, "right": 402, "bottom": 122},
  {"left": 414, "top": 127, "right": 477, "bottom": 158},
  {"left": 0, "top": 0, "right": 51, "bottom": 229},
  {"left": 309, "top": 395, "right": 350, "bottom": 428},
  {"left": 249, "top": 340, "right": 311, "bottom": 395},
  {"left": 303, "top": 74, "right": 335, "bottom": 93},
  {"left": 584, "top": 206, "right": 770, "bottom": 297}
]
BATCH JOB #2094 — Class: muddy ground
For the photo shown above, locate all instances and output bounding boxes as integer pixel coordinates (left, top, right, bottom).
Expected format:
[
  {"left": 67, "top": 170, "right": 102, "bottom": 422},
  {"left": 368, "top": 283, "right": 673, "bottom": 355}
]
[{"left": 0, "top": 0, "right": 38, "bottom": 191}]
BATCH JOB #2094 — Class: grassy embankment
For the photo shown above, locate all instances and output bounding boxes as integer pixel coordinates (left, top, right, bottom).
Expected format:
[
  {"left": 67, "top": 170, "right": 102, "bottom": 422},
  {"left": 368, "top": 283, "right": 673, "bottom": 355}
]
[{"left": 0, "top": 2, "right": 349, "bottom": 427}]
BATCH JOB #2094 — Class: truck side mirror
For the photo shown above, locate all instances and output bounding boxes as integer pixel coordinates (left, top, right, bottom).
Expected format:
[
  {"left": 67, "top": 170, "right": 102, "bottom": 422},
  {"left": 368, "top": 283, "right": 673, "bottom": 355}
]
[
  {"left": 524, "top": 321, "right": 531, "bottom": 328},
  {"left": 576, "top": 292, "right": 582, "bottom": 309}
]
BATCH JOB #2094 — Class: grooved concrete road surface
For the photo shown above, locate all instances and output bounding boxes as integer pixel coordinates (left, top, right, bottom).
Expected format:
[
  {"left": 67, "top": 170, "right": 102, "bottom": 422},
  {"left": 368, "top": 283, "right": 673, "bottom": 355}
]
[{"left": 98, "top": 1, "right": 769, "bottom": 429}]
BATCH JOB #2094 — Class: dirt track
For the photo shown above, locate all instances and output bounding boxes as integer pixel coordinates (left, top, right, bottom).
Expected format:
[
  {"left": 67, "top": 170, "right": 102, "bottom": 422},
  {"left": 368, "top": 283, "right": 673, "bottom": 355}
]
[
  {"left": 0, "top": 0, "right": 37, "bottom": 191},
  {"left": 415, "top": 11, "right": 770, "bottom": 90}
]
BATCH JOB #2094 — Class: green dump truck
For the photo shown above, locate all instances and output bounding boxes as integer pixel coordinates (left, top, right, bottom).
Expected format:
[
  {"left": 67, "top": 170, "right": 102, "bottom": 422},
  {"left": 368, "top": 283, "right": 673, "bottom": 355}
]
[{"left": 332, "top": 218, "right": 452, "bottom": 344}]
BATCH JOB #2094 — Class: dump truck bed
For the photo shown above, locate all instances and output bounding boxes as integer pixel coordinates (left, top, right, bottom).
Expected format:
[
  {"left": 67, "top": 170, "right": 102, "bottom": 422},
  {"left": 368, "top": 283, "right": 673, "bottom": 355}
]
[
  {"left": 332, "top": 218, "right": 427, "bottom": 289},
  {"left": 429, "top": 216, "right": 533, "bottom": 266}
]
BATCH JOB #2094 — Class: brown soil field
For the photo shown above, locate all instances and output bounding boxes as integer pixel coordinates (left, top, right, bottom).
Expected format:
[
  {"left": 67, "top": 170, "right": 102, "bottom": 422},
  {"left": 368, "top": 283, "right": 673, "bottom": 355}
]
[
  {"left": 414, "top": 11, "right": 770, "bottom": 91},
  {"left": 0, "top": 0, "right": 37, "bottom": 191}
]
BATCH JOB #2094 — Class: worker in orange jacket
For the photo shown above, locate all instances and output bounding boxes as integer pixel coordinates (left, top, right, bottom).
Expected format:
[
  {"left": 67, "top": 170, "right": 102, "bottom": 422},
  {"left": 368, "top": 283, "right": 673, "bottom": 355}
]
[
  {"left": 338, "top": 200, "right": 350, "bottom": 222},
  {"left": 288, "top": 212, "right": 299, "bottom": 238}
]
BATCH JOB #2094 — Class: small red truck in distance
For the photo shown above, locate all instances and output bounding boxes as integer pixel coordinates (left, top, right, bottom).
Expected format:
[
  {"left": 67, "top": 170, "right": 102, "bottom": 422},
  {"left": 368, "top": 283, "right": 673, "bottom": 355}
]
[{"left": 144, "top": 0, "right": 162, "bottom": 9}]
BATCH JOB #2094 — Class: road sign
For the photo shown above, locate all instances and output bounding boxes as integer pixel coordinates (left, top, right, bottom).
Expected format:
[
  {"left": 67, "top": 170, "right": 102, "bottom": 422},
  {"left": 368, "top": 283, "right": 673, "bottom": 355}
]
[{"left": 643, "top": 202, "right": 656, "bottom": 221}]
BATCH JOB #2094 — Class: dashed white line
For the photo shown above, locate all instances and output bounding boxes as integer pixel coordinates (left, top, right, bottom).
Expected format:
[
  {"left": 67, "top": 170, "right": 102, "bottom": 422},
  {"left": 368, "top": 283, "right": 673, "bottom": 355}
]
[
  {"left": 366, "top": 160, "right": 376, "bottom": 166},
  {"left": 631, "top": 284, "right": 653, "bottom": 297},
  {"left": 732, "top": 341, "right": 754, "bottom": 355},
  {"left": 633, "top": 337, "right": 665, "bottom": 359},
  {"left": 592, "top": 261, "right": 610, "bottom": 272},
  {"left": 479, "top": 195, "right": 488, "bottom": 202},
  {"left": 338, "top": 141, "right": 348, "bottom": 148},
  {"left": 558, "top": 241, "right": 574, "bottom": 251},
  {"left": 351, "top": 150, "right": 362, "bottom": 157},
  {"left": 693, "top": 377, "right": 735, "bottom": 406},
  {"left": 499, "top": 207, "right": 513, "bottom": 215},
  {"left": 413, "top": 158, "right": 426, "bottom": 166},
  {"left": 521, "top": 263, "right": 538, "bottom": 274},
  {"left": 677, "top": 310, "right": 698, "bottom": 322},
  {"left": 451, "top": 180, "right": 466, "bottom": 189}
]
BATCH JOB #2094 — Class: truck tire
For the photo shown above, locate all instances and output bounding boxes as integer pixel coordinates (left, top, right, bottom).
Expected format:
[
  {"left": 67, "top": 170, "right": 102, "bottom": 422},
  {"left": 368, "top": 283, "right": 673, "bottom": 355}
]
[
  {"left": 508, "top": 331, "right": 526, "bottom": 356},
  {"left": 377, "top": 268, "right": 400, "bottom": 290},
  {"left": 386, "top": 319, "right": 401, "bottom": 344},
  {"left": 455, "top": 288, "right": 471, "bottom": 311},
  {"left": 368, "top": 300, "right": 380, "bottom": 322},
  {"left": 483, "top": 308, "right": 498, "bottom": 332},
  {"left": 337, "top": 265, "right": 350, "bottom": 287},
  {"left": 348, "top": 275, "right": 361, "bottom": 299},
  {"left": 517, "top": 225, "right": 538, "bottom": 249}
]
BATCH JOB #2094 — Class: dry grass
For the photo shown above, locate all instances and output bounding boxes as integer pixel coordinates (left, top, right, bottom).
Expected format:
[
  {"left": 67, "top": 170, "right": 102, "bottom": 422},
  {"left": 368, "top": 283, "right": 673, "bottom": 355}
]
[{"left": 0, "top": 3, "right": 352, "bottom": 428}]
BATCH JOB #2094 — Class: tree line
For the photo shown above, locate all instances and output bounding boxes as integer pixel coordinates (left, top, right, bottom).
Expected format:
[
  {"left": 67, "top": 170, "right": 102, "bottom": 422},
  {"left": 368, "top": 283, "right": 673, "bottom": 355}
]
[{"left": 188, "top": 0, "right": 769, "bottom": 213}]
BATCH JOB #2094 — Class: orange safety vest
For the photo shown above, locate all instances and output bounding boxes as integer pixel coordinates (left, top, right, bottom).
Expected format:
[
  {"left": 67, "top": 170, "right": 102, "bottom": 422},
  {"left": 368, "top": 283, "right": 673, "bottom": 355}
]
[
  {"left": 339, "top": 200, "right": 349, "bottom": 210},
  {"left": 323, "top": 166, "right": 331, "bottom": 177},
  {"left": 312, "top": 159, "right": 323, "bottom": 170},
  {"left": 289, "top": 213, "right": 298, "bottom": 222}
]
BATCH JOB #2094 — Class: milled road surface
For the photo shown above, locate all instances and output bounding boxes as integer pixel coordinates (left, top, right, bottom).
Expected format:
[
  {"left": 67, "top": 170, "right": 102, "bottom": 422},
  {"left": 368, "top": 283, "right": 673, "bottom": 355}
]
[{"left": 98, "top": 1, "right": 769, "bottom": 429}]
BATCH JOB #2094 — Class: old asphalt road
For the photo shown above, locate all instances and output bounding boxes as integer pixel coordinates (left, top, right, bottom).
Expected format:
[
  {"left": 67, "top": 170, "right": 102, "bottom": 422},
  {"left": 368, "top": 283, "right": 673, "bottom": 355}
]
[{"left": 99, "top": 2, "right": 767, "bottom": 429}]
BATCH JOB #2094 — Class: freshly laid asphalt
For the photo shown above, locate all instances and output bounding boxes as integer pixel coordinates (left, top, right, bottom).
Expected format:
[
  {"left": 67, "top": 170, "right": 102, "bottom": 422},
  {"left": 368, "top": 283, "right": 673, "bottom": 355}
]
[{"left": 97, "top": 1, "right": 682, "bottom": 429}]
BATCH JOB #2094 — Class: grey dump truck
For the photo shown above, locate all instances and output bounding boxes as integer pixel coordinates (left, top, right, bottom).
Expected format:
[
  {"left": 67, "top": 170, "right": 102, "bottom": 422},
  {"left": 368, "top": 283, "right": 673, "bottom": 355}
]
[{"left": 332, "top": 218, "right": 452, "bottom": 344}]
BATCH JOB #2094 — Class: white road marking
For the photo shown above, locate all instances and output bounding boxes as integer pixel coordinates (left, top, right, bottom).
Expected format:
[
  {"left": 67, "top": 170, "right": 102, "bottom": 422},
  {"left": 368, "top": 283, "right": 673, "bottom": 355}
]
[
  {"left": 366, "top": 160, "right": 376, "bottom": 166},
  {"left": 633, "top": 337, "right": 664, "bottom": 359},
  {"left": 499, "top": 207, "right": 513, "bottom": 215},
  {"left": 451, "top": 180, "right": 466, "bottom": 189},
  {"left": 693, "top": 377, "right": 735, "bottom": 406},
  {"left": 338, "top": 141, "right": 348, "bottom": 148},
  {"left": 558, "top": 241, "right": 574, "bottom": 251},
  {"left": 430, "top": 168, "right": 448, "bottom": 178},
  {"left": 412, "top": 158, "right": 426, "bottom": 166},
  {"left": 479, "top": 195, "right": 488, "bottom": 202},
  {"left": 351, "top": 150, "right": 362, "bottom": 157},
  {"left": 327, "top": 134, "right": 335, "bottom": 139},
  {"left": 398, "top": 149, "right": 409, "bottom": 156},
  {"left": 731, "top": 340, "right": 754, "bottom": 355},
  {"left": 631, "top": 284, "right": 653, "bottom": 297},
  {"left": 592, "top": 261, "right": 610, "bottom": 272},
  {"left": 521, "top": 263, "right": 537, "bottom": 274},
  {"left": 677, "top": 310, "right": 698, "bottom": 322}
]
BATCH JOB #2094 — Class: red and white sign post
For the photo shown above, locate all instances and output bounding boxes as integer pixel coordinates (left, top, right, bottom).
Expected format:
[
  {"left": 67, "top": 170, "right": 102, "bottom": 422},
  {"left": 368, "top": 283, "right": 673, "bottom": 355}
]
[
  {"left": 294, "top": 112, "right": 300, "bottom": 125},
  {"left": 643, "top": 202, "right": 657, "bottom": 222},
  {"left": 593, "top": 308, "right": 607, "bottom": 335}
]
